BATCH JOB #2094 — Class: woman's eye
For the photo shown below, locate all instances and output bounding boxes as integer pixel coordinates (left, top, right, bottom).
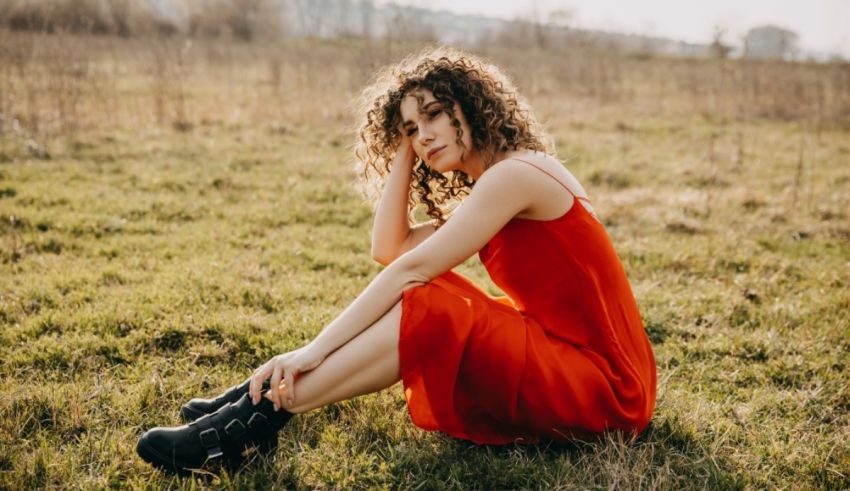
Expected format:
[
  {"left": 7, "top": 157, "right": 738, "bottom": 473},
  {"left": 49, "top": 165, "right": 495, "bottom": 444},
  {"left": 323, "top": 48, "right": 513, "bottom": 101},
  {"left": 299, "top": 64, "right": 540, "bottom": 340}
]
[
  {"left": 406, "top": 128, "right": 417, "bottom": 136},
  {"left": 428, "top": 110, "right": 441, "bottom": 119}
]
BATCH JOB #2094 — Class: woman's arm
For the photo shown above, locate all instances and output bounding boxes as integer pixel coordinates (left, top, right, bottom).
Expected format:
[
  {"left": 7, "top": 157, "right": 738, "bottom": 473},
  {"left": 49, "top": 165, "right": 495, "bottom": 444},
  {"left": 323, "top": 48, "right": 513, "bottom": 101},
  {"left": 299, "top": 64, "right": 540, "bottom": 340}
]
[
  {"left": 307, "top": 159, "right": 535, "bottom": 359},
  {"left": 251, "top": 159, "right": 537, "bottom": 406},
  {"left": 370, "top": 136, "right": 422, "bottom": 265}
]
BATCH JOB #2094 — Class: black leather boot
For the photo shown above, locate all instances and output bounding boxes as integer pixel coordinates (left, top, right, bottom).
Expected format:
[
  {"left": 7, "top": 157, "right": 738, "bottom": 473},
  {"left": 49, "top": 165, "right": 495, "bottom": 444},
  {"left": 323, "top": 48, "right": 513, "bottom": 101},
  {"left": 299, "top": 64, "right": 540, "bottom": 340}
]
[
  {"left": 137, "top": 392, "right": 294, "bottom": 472},
  {"left": 180, "top": 378, "right": 270, "bottom": 422}
]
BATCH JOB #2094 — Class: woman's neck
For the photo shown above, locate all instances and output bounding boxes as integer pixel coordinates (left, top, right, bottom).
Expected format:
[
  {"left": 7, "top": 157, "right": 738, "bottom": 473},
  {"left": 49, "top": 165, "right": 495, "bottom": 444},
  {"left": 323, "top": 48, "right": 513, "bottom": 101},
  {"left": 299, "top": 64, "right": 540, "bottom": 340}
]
[{"left": 465, "top": 148, "right": 511, "bottom": 180}]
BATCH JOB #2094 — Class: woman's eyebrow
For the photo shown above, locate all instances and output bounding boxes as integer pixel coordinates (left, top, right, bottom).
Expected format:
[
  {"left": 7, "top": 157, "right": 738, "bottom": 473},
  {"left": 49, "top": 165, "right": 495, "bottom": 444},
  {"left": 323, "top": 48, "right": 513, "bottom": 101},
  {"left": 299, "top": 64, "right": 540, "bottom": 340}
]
[{"left": 402, "top": 101, "right": 440, "bottom": 127}]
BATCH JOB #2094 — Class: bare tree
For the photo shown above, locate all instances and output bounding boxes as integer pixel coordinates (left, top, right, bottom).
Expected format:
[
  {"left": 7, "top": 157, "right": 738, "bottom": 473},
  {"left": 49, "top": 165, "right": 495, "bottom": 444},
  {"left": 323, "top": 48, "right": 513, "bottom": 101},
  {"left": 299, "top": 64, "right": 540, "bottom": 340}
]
[
  {"left": 187, "top": 0, "right": 285, "bottom": 41},
  {"left": 359, "top": 0, "right": 374, "bottom": 39},
  {"left": 291, "top": 0, "right": 324, "bottom": 37},
  {"left": 710, "top": 25, "right": 733, "bottom": 59}
]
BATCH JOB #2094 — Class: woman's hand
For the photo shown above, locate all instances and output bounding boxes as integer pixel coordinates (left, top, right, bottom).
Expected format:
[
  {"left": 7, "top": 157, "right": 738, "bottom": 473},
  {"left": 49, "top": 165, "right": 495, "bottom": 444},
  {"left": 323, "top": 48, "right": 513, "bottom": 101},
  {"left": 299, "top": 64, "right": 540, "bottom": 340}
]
[
  {"left": 395, "top": 130, "right": 417, "bottom": 168},
  {"left": 249, "top": 344, "right": 327, "bottom": 411}
]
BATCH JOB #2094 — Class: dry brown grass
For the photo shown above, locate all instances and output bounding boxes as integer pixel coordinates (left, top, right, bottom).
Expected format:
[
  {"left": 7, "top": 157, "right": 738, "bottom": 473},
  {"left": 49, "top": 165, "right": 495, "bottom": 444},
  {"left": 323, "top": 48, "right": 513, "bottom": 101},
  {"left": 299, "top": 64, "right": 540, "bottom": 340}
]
[{"left": 0, "top": 29, "right": 846, "bottom": 140}]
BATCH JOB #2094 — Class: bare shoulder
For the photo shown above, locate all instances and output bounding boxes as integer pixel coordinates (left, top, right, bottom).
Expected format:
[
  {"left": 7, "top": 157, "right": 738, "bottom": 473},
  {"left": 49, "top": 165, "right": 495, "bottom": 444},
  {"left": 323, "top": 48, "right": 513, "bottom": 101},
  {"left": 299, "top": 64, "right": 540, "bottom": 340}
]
[
  {"left": 487, "top": 151, "right": 592, "bottom": 220},
  {"left": 496, "top": 151, "right": 590, "bottom": 197},
  {"left": 476, "top": 155, "right": 543, "bottom": 185},
  {"left": 467, "top": 157, "right": 546, "bottom": 210}
]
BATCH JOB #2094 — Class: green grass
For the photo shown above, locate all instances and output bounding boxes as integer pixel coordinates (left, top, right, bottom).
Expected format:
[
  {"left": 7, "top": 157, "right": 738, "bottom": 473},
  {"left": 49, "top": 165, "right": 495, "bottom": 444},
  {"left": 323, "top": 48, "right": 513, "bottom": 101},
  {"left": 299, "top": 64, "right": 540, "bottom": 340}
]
[{"left": 1, "top": 108, "right": 849, "bottom": 487}]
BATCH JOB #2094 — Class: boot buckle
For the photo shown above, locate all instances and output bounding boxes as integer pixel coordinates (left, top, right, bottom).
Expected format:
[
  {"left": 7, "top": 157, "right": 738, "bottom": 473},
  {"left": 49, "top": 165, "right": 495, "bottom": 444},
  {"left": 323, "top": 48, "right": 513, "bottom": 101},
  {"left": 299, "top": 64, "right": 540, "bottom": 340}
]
[
  {"left": 224, "top": 418, "right": 247, "bottom": 439},
  {"left": 247, "top": 412, "right": 269, "bottom": 429},
  {"left": 198, "top": 428, "right": 224, "bottom": 459}
]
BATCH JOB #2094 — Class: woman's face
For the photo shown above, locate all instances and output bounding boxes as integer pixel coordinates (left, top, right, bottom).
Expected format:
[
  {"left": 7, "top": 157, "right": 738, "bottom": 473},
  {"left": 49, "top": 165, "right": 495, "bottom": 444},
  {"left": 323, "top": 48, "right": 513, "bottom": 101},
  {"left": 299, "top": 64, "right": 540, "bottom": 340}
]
[{"left": 398, "top": 89, "right": 477, "bottom": 175}]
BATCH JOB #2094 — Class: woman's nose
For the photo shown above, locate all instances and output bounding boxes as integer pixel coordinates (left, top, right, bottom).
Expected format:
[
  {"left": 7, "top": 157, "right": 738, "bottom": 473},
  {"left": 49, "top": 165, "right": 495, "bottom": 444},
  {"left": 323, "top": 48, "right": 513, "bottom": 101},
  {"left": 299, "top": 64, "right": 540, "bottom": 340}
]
[{"left": 417, "top": 122, "right": 434, "bottom": 144}]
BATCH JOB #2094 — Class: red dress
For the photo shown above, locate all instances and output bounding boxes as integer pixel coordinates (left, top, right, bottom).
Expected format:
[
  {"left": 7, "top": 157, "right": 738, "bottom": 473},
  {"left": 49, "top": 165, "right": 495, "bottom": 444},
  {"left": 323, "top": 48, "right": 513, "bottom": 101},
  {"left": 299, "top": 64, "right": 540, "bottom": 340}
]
[{"left": 398, "top": 158, "right": 657, "bottom": 445}]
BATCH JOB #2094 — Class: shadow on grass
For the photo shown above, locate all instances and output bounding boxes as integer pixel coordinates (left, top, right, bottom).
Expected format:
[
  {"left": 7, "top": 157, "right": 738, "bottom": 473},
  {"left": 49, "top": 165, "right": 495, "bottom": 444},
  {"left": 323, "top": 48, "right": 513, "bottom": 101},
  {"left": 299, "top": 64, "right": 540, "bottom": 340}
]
[
  {"left": 380, "top": 418, "right": 746, "bottom": 489},
  {"left": 191, "top": 415, "right": 748, "bottom": 489}
]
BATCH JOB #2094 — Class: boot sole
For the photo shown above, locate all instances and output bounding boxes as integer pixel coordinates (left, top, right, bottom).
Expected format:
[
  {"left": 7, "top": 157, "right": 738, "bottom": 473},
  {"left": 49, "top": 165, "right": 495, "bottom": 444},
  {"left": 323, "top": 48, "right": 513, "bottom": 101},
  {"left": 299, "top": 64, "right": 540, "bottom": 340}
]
[
  {"left": 136, "top": 435, "right": 245, "bottom": 473},
  {"left": 136, "top": 436, "right": 199, "bottom": 472}
]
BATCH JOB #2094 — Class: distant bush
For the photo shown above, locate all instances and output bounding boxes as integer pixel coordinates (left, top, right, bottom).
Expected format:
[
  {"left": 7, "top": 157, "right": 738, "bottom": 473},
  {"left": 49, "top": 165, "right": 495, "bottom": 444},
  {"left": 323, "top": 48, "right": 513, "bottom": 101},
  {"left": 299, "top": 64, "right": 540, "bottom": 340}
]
[
  {"left": 0, "top": 0, "right": 177, "bottom": 37},
  {"left": 187, "top": 0, "right": 284, "bottom": 41},
  {"left": 0, "top": 0, "right": 283, "bottom": 40}
]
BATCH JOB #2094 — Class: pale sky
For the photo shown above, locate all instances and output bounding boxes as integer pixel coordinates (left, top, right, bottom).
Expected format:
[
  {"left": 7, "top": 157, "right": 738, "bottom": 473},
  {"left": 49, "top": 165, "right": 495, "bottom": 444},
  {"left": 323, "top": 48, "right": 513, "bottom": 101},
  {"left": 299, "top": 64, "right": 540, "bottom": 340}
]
[{"left": 387, "top": 0, "right": 849, "bottom": 58}]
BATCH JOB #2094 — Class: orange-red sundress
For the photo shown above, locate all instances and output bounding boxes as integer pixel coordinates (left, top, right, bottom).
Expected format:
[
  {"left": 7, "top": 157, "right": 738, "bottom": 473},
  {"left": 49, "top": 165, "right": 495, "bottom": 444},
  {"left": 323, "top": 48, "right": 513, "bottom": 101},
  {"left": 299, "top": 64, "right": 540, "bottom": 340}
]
[{"left": 398, "top": 158, "right": 657, "bottom": 445}]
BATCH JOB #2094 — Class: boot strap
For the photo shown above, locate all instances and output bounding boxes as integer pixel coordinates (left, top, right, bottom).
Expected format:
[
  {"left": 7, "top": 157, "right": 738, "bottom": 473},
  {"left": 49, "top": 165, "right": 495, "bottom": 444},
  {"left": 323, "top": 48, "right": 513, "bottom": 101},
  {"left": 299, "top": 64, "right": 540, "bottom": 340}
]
[
  {"left": 224, "top": 412, "right": 271, "bottom": 449},
  {"left": 191, "top": 395, "right": 287, "bottom": 460},
  {"left": 196, "top": 426, "right": 224, "bottom": 460},
  {"left": 224, "top": 418, "right": 247, "bottom": 441},
  {"left": 247, "top": 412, "right": 270, "bottom": 430},
  {"left": 194, "top": 403, "right": 274, "bottom": 456},
  {"left": 193, "top": 407, "right": 243, "bottom": 460}
]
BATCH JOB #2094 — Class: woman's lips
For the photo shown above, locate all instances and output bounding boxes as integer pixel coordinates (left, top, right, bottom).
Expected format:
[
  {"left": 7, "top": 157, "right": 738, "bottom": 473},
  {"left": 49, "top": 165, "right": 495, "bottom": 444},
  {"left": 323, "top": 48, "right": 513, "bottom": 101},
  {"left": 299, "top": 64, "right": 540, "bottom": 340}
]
[{"left": 427, "top": 146, "right": 446, "bottom": 159}]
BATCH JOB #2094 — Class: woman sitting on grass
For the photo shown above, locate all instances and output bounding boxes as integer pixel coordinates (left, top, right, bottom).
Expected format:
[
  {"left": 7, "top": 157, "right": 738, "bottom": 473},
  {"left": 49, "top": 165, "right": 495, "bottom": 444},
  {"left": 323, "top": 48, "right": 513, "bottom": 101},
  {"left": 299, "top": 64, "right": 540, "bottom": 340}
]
[{"left": 137, "top": 46, "right": 657, "bottom": 472}]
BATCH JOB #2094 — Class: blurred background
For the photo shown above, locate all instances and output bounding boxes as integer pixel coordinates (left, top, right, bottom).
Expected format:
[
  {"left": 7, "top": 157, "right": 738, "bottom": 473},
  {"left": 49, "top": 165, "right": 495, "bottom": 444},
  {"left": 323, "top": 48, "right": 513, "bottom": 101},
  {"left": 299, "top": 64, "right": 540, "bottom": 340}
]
[{"left": 0, "top": 0, "right": 847, "bottom": 136}]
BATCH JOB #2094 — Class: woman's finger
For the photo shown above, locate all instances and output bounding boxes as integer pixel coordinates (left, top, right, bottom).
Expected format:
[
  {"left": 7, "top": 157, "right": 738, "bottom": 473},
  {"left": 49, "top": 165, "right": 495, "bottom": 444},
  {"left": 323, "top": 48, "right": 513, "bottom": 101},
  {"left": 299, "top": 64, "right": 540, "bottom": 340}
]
[
  {"left": 269, "top": 361, "right": 283, "bottom": 410},
  {"left": 250, "top": 361, "right": 271, "bottom": 405},
  {"left": 284, "top": 368, "right": 296, "bottom": 407}
]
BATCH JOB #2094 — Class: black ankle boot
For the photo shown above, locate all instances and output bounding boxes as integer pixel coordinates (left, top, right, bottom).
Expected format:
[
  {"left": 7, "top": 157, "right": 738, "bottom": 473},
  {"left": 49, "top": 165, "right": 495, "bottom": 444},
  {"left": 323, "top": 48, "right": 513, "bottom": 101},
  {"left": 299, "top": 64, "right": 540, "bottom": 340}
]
[
  {"left": 180, "top": 378, "right": 271, "bottom": 422},
  {"left": 137, "top": 392, "right": 294, "bottom": 472}
]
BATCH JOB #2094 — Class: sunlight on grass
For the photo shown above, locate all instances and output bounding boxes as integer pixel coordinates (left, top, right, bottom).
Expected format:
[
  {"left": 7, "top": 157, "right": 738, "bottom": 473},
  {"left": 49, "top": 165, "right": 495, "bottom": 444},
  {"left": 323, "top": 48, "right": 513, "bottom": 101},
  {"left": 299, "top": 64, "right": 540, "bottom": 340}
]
[{"left": 0, "top": 30, "right": 848, "bottom": 489}]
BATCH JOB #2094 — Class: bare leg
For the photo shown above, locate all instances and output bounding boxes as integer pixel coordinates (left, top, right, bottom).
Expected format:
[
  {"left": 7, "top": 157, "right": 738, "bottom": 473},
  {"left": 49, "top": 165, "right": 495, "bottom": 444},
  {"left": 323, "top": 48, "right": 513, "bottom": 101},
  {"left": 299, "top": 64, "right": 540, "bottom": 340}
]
[{"left": 266, "top": 299, "right": 403, "bottom": 414}]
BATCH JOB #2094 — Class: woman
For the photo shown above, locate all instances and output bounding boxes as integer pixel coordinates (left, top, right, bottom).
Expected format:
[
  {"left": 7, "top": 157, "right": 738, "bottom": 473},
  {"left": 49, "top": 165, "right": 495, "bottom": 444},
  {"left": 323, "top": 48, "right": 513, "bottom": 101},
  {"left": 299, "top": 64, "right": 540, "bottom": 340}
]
[{"left": 137, "top": 47, "right": 657, "bottom": 472}]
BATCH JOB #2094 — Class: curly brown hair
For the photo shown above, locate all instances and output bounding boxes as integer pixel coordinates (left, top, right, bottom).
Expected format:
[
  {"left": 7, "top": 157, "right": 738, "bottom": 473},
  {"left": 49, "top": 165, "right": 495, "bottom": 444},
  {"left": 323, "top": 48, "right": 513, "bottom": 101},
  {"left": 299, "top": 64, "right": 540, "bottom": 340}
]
[{"left": 353, "top": 46, "right": 554, "bottom": 228}]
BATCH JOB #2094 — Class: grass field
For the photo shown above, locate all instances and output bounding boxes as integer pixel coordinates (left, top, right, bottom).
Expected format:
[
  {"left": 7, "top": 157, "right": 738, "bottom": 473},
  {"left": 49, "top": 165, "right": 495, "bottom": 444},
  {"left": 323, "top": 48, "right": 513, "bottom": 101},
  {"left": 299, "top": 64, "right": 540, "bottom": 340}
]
[{"left": 1, "top": 31, "right": 849, "bottom": 489}]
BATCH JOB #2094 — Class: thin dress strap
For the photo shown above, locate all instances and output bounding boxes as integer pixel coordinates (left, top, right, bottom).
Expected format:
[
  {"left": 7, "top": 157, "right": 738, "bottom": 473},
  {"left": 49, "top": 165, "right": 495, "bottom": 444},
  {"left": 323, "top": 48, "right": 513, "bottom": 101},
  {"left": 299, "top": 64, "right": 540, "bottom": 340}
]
[
  {"left": 509, "top": 157, "right": 592, "bottom": 203},
  {"left": 509, "top": 157, "right": 601, "bottom": 223}
]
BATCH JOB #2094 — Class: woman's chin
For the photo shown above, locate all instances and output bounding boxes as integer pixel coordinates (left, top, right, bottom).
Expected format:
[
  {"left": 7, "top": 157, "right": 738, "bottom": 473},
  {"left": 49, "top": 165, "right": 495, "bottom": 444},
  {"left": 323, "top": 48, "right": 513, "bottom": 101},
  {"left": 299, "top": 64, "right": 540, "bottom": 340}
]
[{"left": 429, "top": 160, "right": 459, "bottom": 175}]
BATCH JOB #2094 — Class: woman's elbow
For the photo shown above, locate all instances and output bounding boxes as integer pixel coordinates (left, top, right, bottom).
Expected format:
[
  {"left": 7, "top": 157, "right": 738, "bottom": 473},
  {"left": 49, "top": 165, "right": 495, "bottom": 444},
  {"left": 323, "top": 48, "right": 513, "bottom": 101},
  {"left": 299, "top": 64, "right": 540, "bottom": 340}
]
[
  {"left": 370, "top": 249, "right": 393, "bottom": 266},
  {"left": 371, "top": 254, "right": 390, "bottom": 266}
]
